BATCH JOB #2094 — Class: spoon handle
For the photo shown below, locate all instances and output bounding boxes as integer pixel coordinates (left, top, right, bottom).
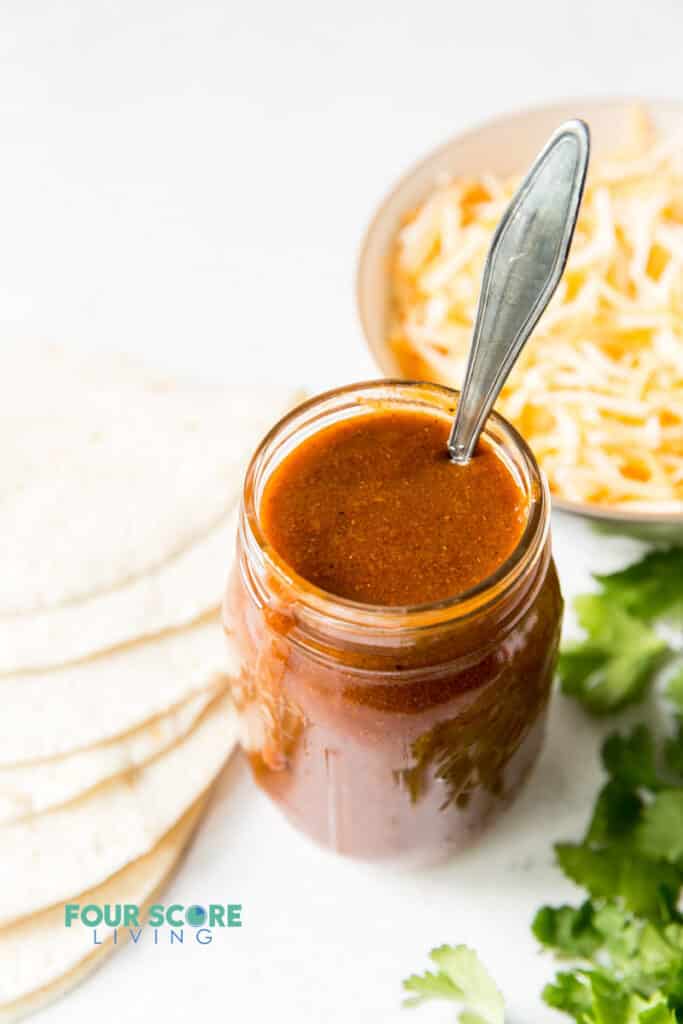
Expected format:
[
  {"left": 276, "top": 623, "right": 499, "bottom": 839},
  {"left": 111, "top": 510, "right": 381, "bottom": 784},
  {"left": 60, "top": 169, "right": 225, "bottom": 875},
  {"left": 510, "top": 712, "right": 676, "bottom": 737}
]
[{"left": 447, "top": 119, "right": 590, "bottom": 463}]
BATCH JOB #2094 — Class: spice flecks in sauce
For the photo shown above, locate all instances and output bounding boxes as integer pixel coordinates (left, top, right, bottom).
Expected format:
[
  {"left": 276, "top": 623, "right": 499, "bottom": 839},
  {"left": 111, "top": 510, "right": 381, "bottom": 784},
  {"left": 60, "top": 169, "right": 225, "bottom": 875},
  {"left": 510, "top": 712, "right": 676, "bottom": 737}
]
[{"left": 260, "top": 410, "right": 526, "bottom": 606}]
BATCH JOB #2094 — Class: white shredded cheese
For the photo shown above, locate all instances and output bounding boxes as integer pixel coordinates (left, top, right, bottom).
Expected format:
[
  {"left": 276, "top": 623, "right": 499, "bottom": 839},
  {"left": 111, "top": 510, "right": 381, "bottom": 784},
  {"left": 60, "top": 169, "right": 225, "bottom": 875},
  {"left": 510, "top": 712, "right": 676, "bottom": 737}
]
[{"left": 390, "top": 108, "right": 683, "bottom": 509}]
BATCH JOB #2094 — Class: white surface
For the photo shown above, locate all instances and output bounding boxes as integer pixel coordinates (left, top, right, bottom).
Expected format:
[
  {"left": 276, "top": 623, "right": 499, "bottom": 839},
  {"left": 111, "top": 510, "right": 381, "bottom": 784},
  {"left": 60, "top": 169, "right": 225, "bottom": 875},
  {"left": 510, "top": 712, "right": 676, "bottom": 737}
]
[{"left": 0, "top": 0, "right": 678, "bottom": 1020}]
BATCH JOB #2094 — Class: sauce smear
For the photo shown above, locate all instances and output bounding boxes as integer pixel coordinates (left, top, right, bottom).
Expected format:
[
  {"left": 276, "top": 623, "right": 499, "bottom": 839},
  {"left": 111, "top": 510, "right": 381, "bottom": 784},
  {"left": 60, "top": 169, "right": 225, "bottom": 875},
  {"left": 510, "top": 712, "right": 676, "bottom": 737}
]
[{"left": 261, "top": 409, "right": 526, "bottom": 606}]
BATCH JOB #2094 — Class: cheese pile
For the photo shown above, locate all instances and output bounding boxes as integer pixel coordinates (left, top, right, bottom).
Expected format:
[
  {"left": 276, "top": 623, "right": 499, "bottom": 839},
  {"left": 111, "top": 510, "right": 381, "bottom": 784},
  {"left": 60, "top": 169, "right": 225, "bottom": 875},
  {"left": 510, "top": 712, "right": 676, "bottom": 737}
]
[
  {"left": 0, "top": 342, "right": 296, "bottom": 1022},
  {"left": 390, "top": 109, "right": 683, "bottom": 510}
]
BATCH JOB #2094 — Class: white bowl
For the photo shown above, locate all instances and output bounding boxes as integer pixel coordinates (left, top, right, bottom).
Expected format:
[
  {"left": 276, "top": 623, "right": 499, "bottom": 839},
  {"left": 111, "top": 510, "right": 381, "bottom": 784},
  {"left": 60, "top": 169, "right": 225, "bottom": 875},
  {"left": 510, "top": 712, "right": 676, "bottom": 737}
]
[{"left": 357, "top": 98, "right": 683, "bottom": 541}]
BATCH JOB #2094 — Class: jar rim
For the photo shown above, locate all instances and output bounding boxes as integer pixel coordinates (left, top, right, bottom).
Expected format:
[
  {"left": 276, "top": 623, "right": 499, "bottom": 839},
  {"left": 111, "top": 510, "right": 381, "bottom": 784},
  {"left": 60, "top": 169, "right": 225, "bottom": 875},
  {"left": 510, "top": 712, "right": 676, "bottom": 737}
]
[{"left": 240, "top": 380, "right": 550, "bottom": 632}]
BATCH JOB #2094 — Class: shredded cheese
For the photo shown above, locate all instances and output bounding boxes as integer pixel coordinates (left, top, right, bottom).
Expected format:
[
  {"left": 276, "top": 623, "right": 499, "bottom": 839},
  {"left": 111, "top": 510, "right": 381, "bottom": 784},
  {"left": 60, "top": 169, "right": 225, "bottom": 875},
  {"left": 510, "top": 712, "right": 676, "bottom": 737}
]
[{"left": 390, "top": 109, "right": 683, "bottom": 510}]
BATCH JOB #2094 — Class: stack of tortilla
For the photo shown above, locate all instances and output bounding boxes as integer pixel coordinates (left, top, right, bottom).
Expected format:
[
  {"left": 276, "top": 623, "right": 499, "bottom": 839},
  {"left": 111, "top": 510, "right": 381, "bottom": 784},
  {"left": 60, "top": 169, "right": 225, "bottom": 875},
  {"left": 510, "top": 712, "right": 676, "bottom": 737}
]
[{"left": 0, "top": 342, "right": 297, "bottom": 1022}]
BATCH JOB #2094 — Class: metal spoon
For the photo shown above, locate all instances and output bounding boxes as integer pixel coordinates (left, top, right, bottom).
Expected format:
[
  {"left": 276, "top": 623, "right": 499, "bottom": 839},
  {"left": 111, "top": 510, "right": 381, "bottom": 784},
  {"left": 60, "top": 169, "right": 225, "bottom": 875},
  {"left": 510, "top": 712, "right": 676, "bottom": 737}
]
[{"left": 447, "top": 120, "right": 591, "bottom": 464}]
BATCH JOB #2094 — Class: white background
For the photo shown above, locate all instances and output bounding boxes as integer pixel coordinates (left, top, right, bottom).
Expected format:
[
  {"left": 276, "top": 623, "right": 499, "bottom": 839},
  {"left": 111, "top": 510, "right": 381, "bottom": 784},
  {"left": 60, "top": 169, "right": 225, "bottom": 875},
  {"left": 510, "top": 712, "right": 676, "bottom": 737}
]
[{"left": 1, "top": 1, "right": 679, "bottom": 1020}]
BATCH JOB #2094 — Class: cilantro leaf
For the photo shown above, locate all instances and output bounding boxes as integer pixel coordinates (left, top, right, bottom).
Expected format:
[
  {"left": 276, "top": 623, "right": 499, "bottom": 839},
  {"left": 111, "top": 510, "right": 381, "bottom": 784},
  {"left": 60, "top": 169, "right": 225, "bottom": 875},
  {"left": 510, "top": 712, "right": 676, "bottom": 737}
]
[
  {"left": 590, "top": 903, "right": 641, "bottom": 968},
  {"left": 532, "top": 902, "right": 602, "bottom": 958},
  {"left": 535, "top": 722, "right": 683, "bottom": 1023},
  {"left": 586, "top": 970, "right": 632, "bottom": 1024},
  {"left": 555, "top": 842, "right": 680, "bottom": 920},
  {"left": 403, "top": 966, "right": 463, "bottom": 1006},
  {"left": 639, "top": 1006, "right": 679, "bottom": 1024},
  {"left": 403, "top": 945, "right": 504, "bottom": 1024},
  {"left": 559, "top": 596, "right": 668, "bottom": 714},
  {"left": 636, "top": 791, "right": 683, "bottom": 867},
  {"left": 542, "top": 970, "right": 593, "bottom": 1021},
  {"left": 633, "top": 922, "right": 683, "bottom": 976},
  {"left": 665, "top": 665, "right": 683, "bottom": 719},
  {"left": 559, "top": 548, "right": 683, "bottom": 715},
  {"left": 594, "top": 549, "right": 683, "bottom": 625},
  {"left": 585, "top": 779, "right": 643, "bottom": 845},
  {"left": 602, "top": 726, "right": 662, "bottom": 790},
  {"left": 542, "top": 966, "right": 680, "bottom": 1024},
  {"left": 664, "top": 720, "right": 683, "bottom": 780},
  {"left": 554, "top": 844, "right": 622, "bottom": 901}
]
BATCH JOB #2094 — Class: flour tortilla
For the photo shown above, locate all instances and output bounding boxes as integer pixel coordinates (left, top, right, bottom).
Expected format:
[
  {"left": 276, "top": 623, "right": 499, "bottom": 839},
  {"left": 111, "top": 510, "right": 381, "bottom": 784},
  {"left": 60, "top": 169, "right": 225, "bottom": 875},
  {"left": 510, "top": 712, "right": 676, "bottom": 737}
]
[
  {"left": 0, "top": 618, "right": 238, "bottom": 766},
  {"left": 0, "top": 692, "right": 238, "bottom": 926},
  {"left": 0, "top": 793, "right": 208, "bottom": 1021},
  {"left": 0, "top": 685, "right": 222, "bottom": 824},
  {"left": 0, "top": 507, "right": 239, "bottom": 675},
  {"left": 1, "top": 340, "right": 298, "bottom": 616}
]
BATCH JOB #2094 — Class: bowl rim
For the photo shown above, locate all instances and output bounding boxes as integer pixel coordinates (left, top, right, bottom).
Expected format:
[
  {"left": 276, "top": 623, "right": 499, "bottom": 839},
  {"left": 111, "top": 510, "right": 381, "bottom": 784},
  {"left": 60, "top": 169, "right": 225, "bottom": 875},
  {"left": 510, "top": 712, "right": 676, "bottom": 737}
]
[
  {"left": 551, "top": 496, "right": 683, "bottom": 525},
  {"left": 356, "top": 95, "right": 683, "bottom": 529}
]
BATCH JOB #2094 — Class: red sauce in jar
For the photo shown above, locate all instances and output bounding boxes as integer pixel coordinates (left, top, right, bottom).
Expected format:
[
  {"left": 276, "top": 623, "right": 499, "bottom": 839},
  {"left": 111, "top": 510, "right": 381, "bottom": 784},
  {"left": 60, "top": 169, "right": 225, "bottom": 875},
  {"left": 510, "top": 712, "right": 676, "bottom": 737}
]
[
  {"left": 226, "top": 383, "right": 562, "bottom": 864},
  {"left": 260, "top": 410, "right": 526, "bottom": 606}
]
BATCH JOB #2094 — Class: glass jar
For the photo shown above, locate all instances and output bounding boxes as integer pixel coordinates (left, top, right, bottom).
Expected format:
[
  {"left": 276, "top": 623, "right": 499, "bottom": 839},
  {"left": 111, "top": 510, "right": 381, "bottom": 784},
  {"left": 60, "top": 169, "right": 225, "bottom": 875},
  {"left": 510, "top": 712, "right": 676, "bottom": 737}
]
[{"left": 224, "top": 381, "right": 563, "bottom": 866}]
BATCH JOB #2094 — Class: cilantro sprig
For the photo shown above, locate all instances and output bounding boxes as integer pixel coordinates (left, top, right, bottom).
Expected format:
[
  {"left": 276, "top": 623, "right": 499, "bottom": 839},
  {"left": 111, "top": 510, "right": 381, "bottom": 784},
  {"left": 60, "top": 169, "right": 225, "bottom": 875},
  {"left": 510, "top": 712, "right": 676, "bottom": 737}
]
[
  {"left": 403, "top": 945, "right": 504, "bottom": 1024},
  {"left": 534, "top": 723, "right": 683, "bottom": 1023},
  {"left": 558, "top": 549, "right": 683, "bottom": 715},
  {"left": 402, "top": 550, "right": 683, "bottom": 1023}
]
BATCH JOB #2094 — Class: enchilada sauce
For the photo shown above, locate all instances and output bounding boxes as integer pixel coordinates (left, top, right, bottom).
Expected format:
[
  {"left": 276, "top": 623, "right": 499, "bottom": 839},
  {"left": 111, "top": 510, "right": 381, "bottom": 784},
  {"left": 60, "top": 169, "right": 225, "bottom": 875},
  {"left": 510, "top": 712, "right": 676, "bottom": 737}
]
[
  {"left": 260, "top": 411, "right": 525, "bottom": 605},
  {"left": 226, "top": 402, "right": 562, "bottom": 863}
]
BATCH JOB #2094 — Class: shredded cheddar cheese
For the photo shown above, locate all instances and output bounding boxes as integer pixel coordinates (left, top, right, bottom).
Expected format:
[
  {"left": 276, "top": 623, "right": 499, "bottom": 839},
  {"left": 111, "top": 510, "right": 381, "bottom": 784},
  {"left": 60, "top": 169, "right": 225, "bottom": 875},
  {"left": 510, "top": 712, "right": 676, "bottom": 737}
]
[{"left": 390, "top": 109, "right": 683, "bottom": 510}]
